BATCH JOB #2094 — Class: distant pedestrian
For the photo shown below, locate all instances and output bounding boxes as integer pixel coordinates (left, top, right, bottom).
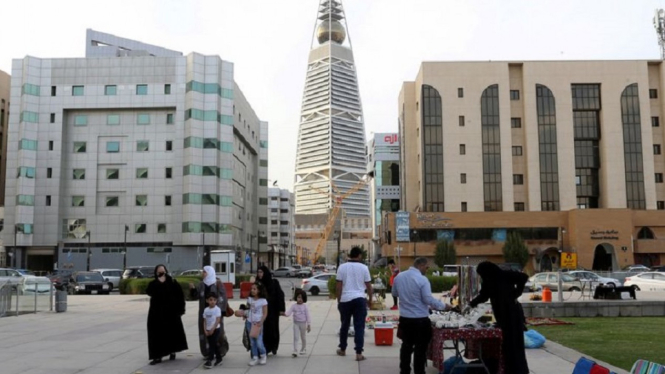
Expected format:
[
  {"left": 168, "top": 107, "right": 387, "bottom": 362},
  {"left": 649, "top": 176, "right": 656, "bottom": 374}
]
[
  {"left": 388, "top": 259, "right": 400, "bottom": 310},
  {"left": 189, "top": 266, "right": 229, "bottom": 360},
  {"left": 202, "top": 293, "right": 223, "bottom": 369},
  {"left": 335, "top": 246, "right": 372, "bottom": 361},
  {"left": 281, "top": 289, "right": 311, "bottom": 357},
  {"left": 146, "top": 264, "right": 188, "bottom": 365},
  {"left": 392, "top": 257, "right": 449, "bottom": 374},
  {"left": 467, "top": 261, "right": 529, "bottom": 374},
  {"left": 255, "top": 266, "right": 285, "bottom": 355},
  {"left": 246, "top": 283, "right": 269, "bottom": 366}
]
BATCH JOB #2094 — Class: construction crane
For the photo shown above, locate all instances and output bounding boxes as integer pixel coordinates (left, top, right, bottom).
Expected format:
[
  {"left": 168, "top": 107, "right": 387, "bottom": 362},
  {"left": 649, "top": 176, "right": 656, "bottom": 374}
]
[{"left": 309, "top": 178, "right": 369, "bottom": 264}]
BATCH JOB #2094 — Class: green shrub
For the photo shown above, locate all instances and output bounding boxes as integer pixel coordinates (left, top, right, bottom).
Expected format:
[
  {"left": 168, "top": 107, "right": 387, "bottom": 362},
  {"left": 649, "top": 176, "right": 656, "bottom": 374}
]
[
  {"left": 327, "top": 275, "right": 337, "bottom": 299},
  {"left": 120, "top": 276, "right": 201, "bottom": 301},
  {"left": 427, "top": 275, "right": 457, "bottom": 293}
]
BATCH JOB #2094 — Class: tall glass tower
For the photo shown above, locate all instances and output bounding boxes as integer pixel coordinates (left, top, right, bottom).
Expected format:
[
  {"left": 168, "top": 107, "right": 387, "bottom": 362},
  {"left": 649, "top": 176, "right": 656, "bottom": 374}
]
[{"left": 294, "top": 0, "right": 369, "bottom": 217}]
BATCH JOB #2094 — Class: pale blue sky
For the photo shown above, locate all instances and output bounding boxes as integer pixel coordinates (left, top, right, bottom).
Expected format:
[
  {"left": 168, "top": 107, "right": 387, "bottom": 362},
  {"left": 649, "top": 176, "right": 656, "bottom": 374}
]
[{"left": 0, "top": 0, "right": 663, "bottom": 191}]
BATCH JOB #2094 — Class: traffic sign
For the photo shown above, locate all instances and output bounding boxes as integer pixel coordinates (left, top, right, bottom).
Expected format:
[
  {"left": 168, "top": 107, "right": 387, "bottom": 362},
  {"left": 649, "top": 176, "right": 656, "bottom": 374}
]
[{"left": 561, "top": 252, "right": 577, "bottom": 269}]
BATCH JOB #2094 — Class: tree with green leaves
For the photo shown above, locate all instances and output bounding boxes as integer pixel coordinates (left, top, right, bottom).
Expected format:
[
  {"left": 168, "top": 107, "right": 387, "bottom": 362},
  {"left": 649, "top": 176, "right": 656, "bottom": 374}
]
[
  {"left": 434, "top": 240, "right": 456, "bottom": 268},
  {"left": 502, "top": 231, "right": 529, "bottom": 268}
]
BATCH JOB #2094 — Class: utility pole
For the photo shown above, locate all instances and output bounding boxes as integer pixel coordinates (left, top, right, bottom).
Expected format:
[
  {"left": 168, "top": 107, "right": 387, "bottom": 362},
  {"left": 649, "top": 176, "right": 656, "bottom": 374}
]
[
  {"left": 123, "top": 225, "right": 128, "bottom": 269},
  {"left": 336, "top": 231, "right": 342, "bottom": 269},
  {"left": 86, "top": 231, "right": 91, "bottom": 271}
]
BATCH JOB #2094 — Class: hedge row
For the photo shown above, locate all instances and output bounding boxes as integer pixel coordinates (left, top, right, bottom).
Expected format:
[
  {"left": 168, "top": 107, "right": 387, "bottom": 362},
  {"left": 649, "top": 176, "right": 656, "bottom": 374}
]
[
  {"left": 326, "top": 274, "right": 457, "bottom": 299},
  {"left": 119, "top": 276, "right": 201, "bottom": 300}
]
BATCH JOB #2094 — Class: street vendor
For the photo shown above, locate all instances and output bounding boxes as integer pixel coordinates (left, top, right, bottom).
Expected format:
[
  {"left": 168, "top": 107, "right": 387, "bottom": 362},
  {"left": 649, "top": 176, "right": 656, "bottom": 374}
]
[
  {"left": 467, "top": 261, "right": 529, "bottom": 374},
  {"left": 392, "top": 257, "right": 450, "bottom": 374}
]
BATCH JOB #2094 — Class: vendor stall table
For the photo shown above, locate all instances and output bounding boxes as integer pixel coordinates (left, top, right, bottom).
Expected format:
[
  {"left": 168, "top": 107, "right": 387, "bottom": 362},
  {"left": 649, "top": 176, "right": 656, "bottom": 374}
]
[{"left": 427, "top": 327, "right": 503, "bottom": 374}]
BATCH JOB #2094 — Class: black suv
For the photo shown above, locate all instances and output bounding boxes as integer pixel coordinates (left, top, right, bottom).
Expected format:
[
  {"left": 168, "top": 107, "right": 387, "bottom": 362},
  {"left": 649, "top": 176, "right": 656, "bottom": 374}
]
[
  {"left": 122, "top": 266, "right": 155, "bottom": 279},
  {"left": 67, "top": 271, "right": 111, "bottom": 295}
]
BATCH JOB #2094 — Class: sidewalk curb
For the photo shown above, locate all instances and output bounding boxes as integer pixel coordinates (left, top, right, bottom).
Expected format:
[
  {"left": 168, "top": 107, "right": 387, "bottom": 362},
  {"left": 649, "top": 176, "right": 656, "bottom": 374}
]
[{"left": 541, "top": 340, "right": 628, "bottom": 374}]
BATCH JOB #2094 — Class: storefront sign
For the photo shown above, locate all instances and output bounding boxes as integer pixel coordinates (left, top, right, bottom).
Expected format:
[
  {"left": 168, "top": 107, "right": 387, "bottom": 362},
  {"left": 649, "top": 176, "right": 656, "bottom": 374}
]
[
  {"left": 396, "top": 211, "right": 410, "bottom": 242},
  {"left": 561, "top": 252, "right": 577, "bottom": 269},
  {"left": 375, "top": 133, "right": 399, "bottom": 147},
  {"left": 590, "top": 230, "right": 619, "bottom": 241}
]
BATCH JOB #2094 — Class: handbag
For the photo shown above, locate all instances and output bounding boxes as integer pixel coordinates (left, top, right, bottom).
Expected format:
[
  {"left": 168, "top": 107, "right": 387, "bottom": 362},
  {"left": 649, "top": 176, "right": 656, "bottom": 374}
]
[
  {"left": 247, "top": 297, "right": 261, "bottom": 338},
  {"left": 242, "top": 326, "right": 251, "bottom": 351},
  {"left": 225, "top": 304, "right": 234, "bottom": 318}
]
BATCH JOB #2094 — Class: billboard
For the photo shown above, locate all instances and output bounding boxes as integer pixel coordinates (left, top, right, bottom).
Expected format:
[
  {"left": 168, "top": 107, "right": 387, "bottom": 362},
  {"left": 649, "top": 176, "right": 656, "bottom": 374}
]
[
  {"left": 395, "top": 211, "right": 410, "bottom": 242},
  {"left": 375, "top": 133, "right": 399, "bottom": 147}
]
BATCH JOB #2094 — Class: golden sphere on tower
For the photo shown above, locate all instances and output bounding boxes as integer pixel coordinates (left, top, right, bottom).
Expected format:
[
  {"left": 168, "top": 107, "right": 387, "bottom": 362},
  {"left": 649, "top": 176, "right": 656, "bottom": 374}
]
[{"left": 317, "top": 20, "right": 346, "bottom": 44}]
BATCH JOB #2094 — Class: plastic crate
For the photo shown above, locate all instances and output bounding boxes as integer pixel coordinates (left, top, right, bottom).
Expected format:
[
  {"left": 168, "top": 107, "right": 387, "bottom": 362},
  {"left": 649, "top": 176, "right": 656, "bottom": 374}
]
[{"left": 374, "top": 323, "right": 394, "bottom": 346}]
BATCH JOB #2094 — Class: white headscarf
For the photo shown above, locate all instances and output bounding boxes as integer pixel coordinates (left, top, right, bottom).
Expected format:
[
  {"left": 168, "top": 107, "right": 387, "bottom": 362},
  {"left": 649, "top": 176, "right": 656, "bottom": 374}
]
[{"left": 203, "top": 266, "right": 216, "bottom": 286}]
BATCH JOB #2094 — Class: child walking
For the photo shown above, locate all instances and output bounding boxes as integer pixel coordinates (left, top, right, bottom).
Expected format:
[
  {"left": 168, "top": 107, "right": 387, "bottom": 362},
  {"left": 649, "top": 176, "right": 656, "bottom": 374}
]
[
  {"left": 202, "top": 293, "right": 222, "bottom": 369},
  {"left": 247, "top": 283, "right": 268, "bottom": 366},
  {"left": 281, "top": 289, "right": 311, "bottom": 357}
]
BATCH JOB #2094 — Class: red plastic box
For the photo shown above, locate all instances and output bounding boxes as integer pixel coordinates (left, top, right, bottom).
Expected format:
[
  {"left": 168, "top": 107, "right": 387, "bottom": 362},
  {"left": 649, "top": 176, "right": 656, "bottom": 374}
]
[{"left": 374, "top": 323, "right": 394, "bottom": 346}]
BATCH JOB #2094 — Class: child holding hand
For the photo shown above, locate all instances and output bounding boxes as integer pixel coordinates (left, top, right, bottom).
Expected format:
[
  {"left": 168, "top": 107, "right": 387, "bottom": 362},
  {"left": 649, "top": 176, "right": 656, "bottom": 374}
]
[
  {"left": 202, "top": 293, "right": 222, "bottom": 369},
  {"left": 281, "top": 289, "right": 311, "bottom": 357}
]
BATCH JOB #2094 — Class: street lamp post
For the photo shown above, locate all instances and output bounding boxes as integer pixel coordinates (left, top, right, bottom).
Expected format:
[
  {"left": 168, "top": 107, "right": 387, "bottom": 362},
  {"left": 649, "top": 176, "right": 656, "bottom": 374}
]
[
  {"left": 412, "top": 230, "right": 418, "bottom": 258},
  {"left": 123, "top": 225, "right": 128, "bottom": 269},
  {"left": 13, "top": 225, "right": 18, "bottom": 269},
  {"left": 336, "top": 231, "right": 342, "bottom": 269},
  {"left": 558, "top": 227, "right": 566, "bottom": 303},
  {"left": 86, "top": 231, "right": 91, "bottom": 271}
]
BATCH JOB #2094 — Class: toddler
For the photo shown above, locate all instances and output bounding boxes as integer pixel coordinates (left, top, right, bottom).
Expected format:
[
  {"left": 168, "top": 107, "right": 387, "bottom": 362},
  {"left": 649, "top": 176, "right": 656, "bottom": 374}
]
[{"left": 281, "top": 289, "right": 311, "bottom": 357}]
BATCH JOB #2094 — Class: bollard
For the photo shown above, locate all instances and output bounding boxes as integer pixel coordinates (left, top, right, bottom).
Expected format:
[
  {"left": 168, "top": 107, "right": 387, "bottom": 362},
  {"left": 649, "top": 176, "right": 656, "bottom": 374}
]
[{"left": 542, "top": 287, "right": 552, "bottom": 303}]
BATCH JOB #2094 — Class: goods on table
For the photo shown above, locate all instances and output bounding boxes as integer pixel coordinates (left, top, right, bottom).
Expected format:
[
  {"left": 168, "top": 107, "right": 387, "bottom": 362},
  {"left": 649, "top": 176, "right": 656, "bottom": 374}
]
[{"left": 429, "top": 303, "right": 491, "bottom": 328}]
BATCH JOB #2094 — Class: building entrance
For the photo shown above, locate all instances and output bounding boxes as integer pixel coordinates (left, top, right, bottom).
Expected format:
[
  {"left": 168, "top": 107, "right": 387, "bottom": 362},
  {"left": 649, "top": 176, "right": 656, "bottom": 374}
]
[{"left": 592, "top": 243, "right": 615, "bottom": 271}]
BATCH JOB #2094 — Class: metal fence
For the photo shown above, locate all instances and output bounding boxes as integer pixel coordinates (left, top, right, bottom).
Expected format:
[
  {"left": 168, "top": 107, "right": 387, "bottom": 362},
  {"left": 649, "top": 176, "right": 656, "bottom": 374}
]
[{"left": 0, "top": 280, "right": 54, "bottom": 317}]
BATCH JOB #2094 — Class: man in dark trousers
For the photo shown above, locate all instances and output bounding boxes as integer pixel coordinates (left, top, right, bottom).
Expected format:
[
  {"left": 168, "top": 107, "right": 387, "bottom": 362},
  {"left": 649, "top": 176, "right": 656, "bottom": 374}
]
[{"left": 392, "top": 257, "right": 449, "bottom": 374}]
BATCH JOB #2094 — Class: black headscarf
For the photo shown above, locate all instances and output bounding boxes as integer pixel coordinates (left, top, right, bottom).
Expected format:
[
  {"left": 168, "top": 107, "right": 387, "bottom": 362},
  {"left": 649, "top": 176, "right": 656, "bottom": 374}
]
[
  {"left": 153, "top": 264, "right": 173, "bottom": 281},
  {"left": 476, "top": 261, "right": 502, "bottom": 282},
  {"left": 257, "top": 265, "right": 274, "bottom": 285}
]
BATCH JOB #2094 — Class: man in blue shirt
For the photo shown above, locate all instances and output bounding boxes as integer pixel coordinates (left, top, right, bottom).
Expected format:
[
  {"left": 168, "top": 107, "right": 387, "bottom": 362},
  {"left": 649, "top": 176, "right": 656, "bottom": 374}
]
[{"left": 392, "top": 257, "right": 449, "bottom": 374}]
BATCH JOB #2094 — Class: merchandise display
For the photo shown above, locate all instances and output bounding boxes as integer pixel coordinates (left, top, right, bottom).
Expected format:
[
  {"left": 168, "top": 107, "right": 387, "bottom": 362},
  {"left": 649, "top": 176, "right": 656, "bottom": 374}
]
[{"left": 429, "top": 303, "right": 491, "bottom": 329}]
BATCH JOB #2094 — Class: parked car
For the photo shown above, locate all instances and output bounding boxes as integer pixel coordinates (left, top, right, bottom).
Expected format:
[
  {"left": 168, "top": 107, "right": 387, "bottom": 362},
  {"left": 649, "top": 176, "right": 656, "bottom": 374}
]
[
  {"left": 301, "top": 273, "right": 336, "bottom": 296},
  {"left": 497, "top": 263, "right": 523, "bottom": 272},
  {"left": 273, "top": 267, "right": 297, "bottom": 277},
  {"left": 650, "top": 265, "right": 665, "bottom": 272},
  {"left": 296, "top": 267, "right": 313, "bottom": 278},
  {"left": 122, "top": 266, "right": 155, "bottom": 279},
  {"left": 47, "top": 270, "right": 74, "bottom": 290},
  {"left": 67, "top": 272, "right": 111, "bottom": 295},
  {"left": 15, "top": 269, "right": 36, "bottom": 276},
  {"left": 92, "top": 269, "right": 123, "bottom": 290},
  {"left": 0, "top": 268, "right": 24, "bottom": 284},
  {"left": 441, "top": 265, "right": 461, "bottom": 277},
  {"left": 312, "top": 265, "right": 328, "bottom": 275},
  {"left": 624, "top": 272, "right": 665, "bottom": 291},
  {"left": 178, "top": 269, "right": 203, "bottom": 277},
  {"left": 622, "top": 264, "right": 651, "bottom": 273},
  {"left": 568, "top": 270, "right": 622, "bottom": 288},
  {"left": 528, "top": 272, "right": 583, "bottom": 292},
  {"left": 18, "top": 276, "right": 55, "bottom": 295}
]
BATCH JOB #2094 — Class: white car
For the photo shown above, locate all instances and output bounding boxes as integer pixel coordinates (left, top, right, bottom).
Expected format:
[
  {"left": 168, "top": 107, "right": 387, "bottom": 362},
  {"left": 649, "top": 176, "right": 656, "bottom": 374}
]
[
  {"left": 18, "top": 276, "right": 55, "bottom": 295},
  {"left": 623, "top": 272, "right": 665, "bottom": 291},
  {"left": 273, "top": 267, "right": 297, "bottom": 277},
  {"left": 92, "top": 269, "right": 123, "bottom": 290},
  {"left": 568, "top": 271, "right": 622, "bottom": 288},
  {"left": 301, "top": 273, "right": 336, "bottom": 296}
]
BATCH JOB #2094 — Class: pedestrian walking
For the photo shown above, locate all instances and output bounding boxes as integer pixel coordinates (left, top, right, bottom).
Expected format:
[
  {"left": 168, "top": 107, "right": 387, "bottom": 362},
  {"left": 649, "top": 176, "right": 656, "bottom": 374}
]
[
  {"left": 391, "top": 257, "right": 449, "bottom": 374},
  {"left": 189, "top": 266, "right": 229, "bottom": 360},
  {"left": 335, "top": 246, "right": 372, "bottom": 361},
  {"left": 246, "top": 283, "right": 269, "bottom": 366},
  {"left": 255, "top": 265, "right": 285, "bottom": 355},
  {"left": 146, "top": 264, "right": 188, "bottom": 365},
  {"left": 202, "top": 293, "right": 223, "bottom": 369},
  {"left": 388, "top": 259, "right": 400, "bottom": 310},
  {"left": 281, "top": 288, "right": 311, "bottom": 357}
]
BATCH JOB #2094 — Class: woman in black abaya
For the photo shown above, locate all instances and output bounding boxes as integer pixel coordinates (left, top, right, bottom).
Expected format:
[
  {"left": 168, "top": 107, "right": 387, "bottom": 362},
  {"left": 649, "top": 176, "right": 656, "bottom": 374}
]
[
  {"left": 468, "top": 261, "right": 529, "bottom": 374},
  {"left": 256, "top": 265, "right": 285, "bottom": 355},
  {"left": 146, "top": 264, "right": 188, "bottom": 365}
]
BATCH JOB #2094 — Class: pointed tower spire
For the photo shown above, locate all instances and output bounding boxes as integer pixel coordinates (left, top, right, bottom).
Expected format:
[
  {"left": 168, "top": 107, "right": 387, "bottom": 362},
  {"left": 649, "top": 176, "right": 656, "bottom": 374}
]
[{"left": 294, "top": 0, "right": 369, "bottom": 217}]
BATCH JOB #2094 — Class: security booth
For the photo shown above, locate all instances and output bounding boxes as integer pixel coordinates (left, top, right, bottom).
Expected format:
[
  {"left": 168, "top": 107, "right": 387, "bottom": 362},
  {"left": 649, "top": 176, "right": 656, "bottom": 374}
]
[{"left": 210, "top": 250, "right": 235, "bottom": 285}]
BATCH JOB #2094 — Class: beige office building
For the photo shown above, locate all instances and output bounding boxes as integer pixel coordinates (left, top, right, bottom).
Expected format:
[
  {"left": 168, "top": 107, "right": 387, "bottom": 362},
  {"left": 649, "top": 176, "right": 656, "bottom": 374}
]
[
  {"left": 0, "top": 70, "right": 9, "bottom": 267},
  {"left": 382, "top": 61, "right": 665, "bottom": 271}
]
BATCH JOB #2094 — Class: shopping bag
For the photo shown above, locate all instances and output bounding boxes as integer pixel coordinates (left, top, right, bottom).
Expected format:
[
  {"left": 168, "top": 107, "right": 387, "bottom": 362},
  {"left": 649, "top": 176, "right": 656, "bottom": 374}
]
[
  {"left": 524, "top": 329, "right": 546, "bottom": 348},
  {"left": 572, "top": 357, "right": 596, "bottom": 374},
  {"left": 249, "top": 323, "right": 261, "bottom": 338}
]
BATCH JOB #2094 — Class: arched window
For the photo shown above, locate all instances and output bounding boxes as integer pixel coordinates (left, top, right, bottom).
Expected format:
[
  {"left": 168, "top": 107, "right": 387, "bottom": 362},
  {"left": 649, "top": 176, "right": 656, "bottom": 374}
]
[
  {"left": 421, "top": 85, "right": 444, "bottom": 212},
  {"left": 637, "top": 227, "right": 655, "bottom": 239},
  {"left": 481, "top": 84, "right": 502, "bottom": 211},
  {"left": 536, "top": 84, "right": 560, "bottom": 211},
  {"left": 621, "top": 83, "right": 646, "bottom": 209}
]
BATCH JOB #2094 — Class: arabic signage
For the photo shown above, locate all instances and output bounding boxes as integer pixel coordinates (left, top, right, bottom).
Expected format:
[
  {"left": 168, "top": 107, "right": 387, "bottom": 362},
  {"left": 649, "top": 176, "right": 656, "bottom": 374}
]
[
  {"left": 375, "top": 133, "right": 399, "bottom": 147},
  {"left": 396, "top": 211, "right": 410, "bottom": 242},
  {"left": 590, "top": 230, "right": 619, "bottom": 241},
  {"left": 561, "top": 252, "right": 578, "bottom": 269}
]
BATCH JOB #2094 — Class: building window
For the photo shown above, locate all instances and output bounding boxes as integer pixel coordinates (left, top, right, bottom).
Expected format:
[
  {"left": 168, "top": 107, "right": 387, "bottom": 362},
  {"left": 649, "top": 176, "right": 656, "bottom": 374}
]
[
  {"left": 510, "top": 90, "right": 520, "bottom": 100},
  {"left": 165, "top": 195, "right": 172, "bottom": 206},
  {"left": 655, "top": 145, "right": 662, "bottom": 155},
  {"left": 157, "top": 223, "right": 167, "bottom": 233},
  {"left": 51, "top": 86, "right": 56, "bottom": 96},
  {"left": 135, "top": 224, "right": 147, "bottom": 233},
  {"left": 511, "top": 117, "right": 522, "bottom": 128},
  {"left": 16, "top": 195, "right": 35, "bottom": 206},
  {"left": 537, "top": 85, "right": 560, "bottom": 211},
  {"left": 513, "top": 174, "right": 524, "bottom": 185},
  {"left": 137, "top": 114, "right": 150, "bottom": 125},
  {"left": 259, "top": 198, "right": 268, "bottom": 205},
  {"left": 512, "top": 146, "right": 523, "bottom": 156},
  {"left": 46, "top": 195, "right": 51, "bottom": 206},
  {"left": 107, "top": 114, "right": 120, "bottom": 125},
  {"left": 259, "top": 179, "right": 268, "bottom": 187},
  {"left": 19, "top": 139, "right": 37, "bottom": 150},
  {"left": 459, "top": 115, "right": 465, "bottom": 127},
  {"left": 650, "top": 89, "right": 658, "bottom": 99},
  {"left": 622, "top": 84, "right": 647, "bottom": 210},
  {"left": 73, "top": 141, "right": 86, "bottom": 153},
  {"left": 72, "top": 86, "right": 84, "bottom": 96},
  {"left": 461, "top": 202, "right": 467, "bottom": 212},
  {"left": 166, "top": 140, "right": 173, "bottom": 151},
  {"left": 47, "top": 168, "right": 52, "bottom": 178},
  {"left": 459, "top": 144, "right": 466, "bottom": 155},
  {"left": 166, "top": 113, "right": 174, "bottom": 124},
  {"left": 514, "top": 202, "right": 525, "bottom": 211},
  {"left": 658, "top": 201, "right": 665, "bottom": 210},
  {"left": 637, "top": 227, "right": 655, "bottom": 239},
  {"left": 458, "top": 88, "right": 464, "bottom": 98},
  {"left": 136, "top": 84, "right": 148, "bottom": 95},
  {"left": 72, "top": 196, "right": 85, "bottom": 207},
  {"left": 421, "top": 85, "right": 444, "bottom": 212},
  {"left": 16, "top": 224, "right": 33, "bottom": 234},
  {"left": 260, "top": 159, "right": 268, "bottom": 167},
  {"left": 17, "top": 167, "right": 36, "bottom": 179},
  {"left": 165, "top": 167, "right": 172, "bottom": 179},
  {"left": 104, "top": 85, "right": 117, "bottom": 95},
  {"left": 73, "top": 169, "right": 85, "bottom": 180},
  {"left": 106, "top": 141, "right": 120, "bottom": 153},
  {"left": 656, "top": 173, "right": 664, "bottom": 183},
  {"left": 482, "top": 84, "right": 503, "bottom": 211},
  {"left": 136, "top": 141, "right": 149, "bottom": 152},
  {"left": 106, "top": 196, "right": 119, "bottom": 207},
  {"left": 107, "top": 169, "right": 119, "bottom": 179},
  {"left": 572, "top": 83, "right": 601, "bottom": 209},
  {"left": 136, "top": 195, "right": 148, "bottom": 206},
  {"left": 50, "top": 113, "right": 55, "bottom": 123},
  {"left": 652, "top": 117, "right": 660, "bottom": 127},
  {"left": 49, "top": 141, "right": 54, "bottom": 151},
  {"left": 460, "top": 173, "right": 466, "bottom": 184},
  {"left": 136, "top": 168, "right": 148, "bottom": 179},
  {"left": 164, "top": 84, "right": 171, "bottom": 95}
]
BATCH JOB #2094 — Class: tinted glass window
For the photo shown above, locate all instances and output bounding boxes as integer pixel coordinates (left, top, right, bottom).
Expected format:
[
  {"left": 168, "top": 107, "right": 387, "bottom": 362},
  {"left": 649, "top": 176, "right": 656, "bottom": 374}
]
[
  {"left": 481, "top": 84, "right": 502, "bottom": 211},
  {"left": 621, "top": 84, "right": 646, "bottom": 209}
]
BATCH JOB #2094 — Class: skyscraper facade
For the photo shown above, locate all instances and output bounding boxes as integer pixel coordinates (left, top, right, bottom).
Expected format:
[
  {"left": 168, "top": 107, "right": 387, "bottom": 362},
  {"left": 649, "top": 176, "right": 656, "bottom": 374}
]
[{"left": 294, "top": 0, "right": 369, "bottom": 217}]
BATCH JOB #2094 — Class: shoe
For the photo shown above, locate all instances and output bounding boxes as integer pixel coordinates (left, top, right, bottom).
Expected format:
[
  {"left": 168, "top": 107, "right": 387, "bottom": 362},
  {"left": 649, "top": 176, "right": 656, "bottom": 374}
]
[
  {"left": 391, "top": 305, "right": 399, "bottom": 310},
  {"left": 248, "top": 357, "right": 259, "bottom": 366},
  {"left": 259, "top": 355, "right": 267, "bottom": 365},
  {"left": 204, "top": 360, "right": 212, "bottom": 369},
  {"left": 292, "top": 351, "right": 298, "bottom": 358},
  {"left": 169, "top": 353, "right": 176, "bottom": 361},
  {"left": 149, "top": 358, "right": 161, "bottom": 365},
  {"left": 299, "top": 349, "right": 307, "bottom": 355},
  {"left": 214, "top": 358, "right": 222, "bottom": 367}
]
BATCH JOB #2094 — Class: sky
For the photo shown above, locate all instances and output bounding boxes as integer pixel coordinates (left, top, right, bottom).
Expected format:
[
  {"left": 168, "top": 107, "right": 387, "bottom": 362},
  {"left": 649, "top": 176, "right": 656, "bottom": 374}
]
[{"left": 1, "top": 0, "right": 664, "bottom": 191}]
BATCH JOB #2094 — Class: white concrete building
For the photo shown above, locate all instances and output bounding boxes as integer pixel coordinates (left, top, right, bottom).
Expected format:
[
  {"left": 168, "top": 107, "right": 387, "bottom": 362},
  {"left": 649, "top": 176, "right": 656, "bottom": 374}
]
[
  {"left": 3, "top": 30, "right": 268, "bottom": 273},
  {"left": 264, "top": 187, "right": 295, "bottom": 268}
]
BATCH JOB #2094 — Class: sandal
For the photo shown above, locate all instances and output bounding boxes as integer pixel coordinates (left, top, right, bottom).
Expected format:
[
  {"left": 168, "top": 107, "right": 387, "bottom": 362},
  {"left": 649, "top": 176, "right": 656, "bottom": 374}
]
[
  {"left": 355, "top": 354, "right": 366, "bottom": 361},
  {"left": 336, "top": 348, "right": 346, "bottom": 356}
]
